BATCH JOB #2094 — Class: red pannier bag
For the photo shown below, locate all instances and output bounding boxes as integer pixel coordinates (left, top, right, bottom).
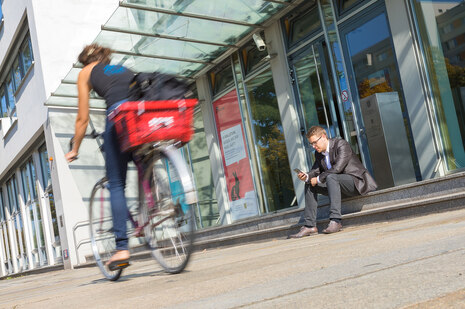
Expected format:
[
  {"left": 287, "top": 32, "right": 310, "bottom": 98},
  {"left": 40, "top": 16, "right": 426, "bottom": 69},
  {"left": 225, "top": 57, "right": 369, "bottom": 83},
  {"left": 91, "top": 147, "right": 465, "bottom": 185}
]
[{"left": 108, "top": 99, "right": 198, "bottom": 152}]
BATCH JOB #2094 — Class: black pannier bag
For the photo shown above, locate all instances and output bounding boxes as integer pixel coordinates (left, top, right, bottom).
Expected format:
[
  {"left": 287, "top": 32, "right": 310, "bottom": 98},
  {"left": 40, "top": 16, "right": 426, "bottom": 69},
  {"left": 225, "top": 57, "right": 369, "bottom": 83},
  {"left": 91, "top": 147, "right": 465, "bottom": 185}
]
[
  {"left": 127, "top": 71, "right": 190, "bottom": 101},
  {"left": 109, "top": 71, "right": 197, "bottom": 152}
]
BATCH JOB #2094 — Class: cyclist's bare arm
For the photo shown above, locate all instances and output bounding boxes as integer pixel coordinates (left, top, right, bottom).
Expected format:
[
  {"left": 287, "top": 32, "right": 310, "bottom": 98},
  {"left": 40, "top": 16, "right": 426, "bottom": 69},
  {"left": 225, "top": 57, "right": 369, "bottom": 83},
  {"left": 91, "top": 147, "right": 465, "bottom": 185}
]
[{"left": 65, "top": 63, "right": 95, "bottom": 162}]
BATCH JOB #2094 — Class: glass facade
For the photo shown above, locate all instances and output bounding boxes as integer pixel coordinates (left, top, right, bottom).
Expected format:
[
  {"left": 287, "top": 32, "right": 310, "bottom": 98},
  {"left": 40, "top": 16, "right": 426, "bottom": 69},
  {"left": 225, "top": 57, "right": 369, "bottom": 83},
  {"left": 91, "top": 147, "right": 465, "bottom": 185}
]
[
  {"left": 245, "top": 69, "right": 294, "bottom": 211},
  {"left": 208, "top": 36, "right": 296, "bottom": 219},
  {"left": 38, "top": 145, "right": 60, "bottom": 261},
  {"left": 320, "top": 0, "right": 362, "bottom": 158},
  {"left": 20, "top": 160, "right": 47, "bottom": 266},
  {"left": 410, "top": 0, "right": 465, "bottom": 171},
  {"left": 184, "top": 107, "right": 220, "bottom": 228},
  {"left": 0, "top": 144, "right": 60, "bottom": 275},
  {"left": 0, "top": 189, "right": 13, "bottom": 274},
  {"left": 31, "top": 0, "right": 465, "bottom": 275},
  {"left": 6, "top": 176, "right": 28, "bottom": 271}
]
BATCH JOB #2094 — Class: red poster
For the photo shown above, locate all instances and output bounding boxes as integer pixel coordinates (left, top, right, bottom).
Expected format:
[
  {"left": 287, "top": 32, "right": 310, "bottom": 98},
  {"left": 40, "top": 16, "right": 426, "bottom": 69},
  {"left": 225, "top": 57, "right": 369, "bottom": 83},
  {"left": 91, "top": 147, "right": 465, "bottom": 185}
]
[{"left": 213, "top": 90, "right": 258, "bottom": 221}]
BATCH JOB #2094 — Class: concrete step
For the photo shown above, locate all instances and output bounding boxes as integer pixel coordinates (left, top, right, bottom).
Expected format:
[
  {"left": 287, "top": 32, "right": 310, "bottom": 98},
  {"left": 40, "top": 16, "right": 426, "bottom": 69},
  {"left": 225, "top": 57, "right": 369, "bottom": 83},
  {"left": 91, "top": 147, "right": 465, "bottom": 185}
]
[
  {"left": 192, "top": 172, "right": 465, "bottom": 250},
  {"left": 78, "top": 172, "right": 465, "bottom": 267}
]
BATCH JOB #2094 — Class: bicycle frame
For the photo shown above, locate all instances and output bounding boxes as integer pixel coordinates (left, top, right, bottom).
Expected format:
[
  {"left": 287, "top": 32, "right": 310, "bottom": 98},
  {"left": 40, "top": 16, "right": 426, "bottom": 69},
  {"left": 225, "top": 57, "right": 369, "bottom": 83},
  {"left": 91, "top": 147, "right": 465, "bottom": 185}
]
[{"left": 119, "top": 142, "right": 197, "bottom": 238}]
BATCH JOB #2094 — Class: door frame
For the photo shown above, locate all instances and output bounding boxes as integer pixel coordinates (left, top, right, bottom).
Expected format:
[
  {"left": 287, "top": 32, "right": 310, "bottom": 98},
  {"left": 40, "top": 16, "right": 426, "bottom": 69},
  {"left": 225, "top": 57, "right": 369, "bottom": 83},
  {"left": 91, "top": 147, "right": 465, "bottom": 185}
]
[{"left": 288, "top": 35, "right": 344, "bottom": 167}]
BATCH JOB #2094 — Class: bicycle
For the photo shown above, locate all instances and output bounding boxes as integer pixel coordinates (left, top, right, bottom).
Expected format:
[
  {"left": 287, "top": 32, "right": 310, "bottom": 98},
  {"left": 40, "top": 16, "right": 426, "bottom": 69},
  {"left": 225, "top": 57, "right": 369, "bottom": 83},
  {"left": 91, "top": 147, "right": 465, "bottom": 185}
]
[{"left": 73, "top": 99, "right": 198, "bottom": 281}]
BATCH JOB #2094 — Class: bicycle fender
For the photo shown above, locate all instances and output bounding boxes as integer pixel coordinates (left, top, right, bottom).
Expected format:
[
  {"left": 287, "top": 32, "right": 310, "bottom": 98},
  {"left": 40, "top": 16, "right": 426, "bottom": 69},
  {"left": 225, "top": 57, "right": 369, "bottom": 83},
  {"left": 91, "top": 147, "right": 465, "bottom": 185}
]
[{"left": 162, "top": 145, "right": 198, "bottom": 204}]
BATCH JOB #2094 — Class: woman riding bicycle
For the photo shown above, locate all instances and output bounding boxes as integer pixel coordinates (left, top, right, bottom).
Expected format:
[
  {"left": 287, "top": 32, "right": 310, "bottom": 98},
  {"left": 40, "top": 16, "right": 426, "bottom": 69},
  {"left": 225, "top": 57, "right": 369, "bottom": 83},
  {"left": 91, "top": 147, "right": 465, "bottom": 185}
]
[{"left": 65, "top": 43, "right": 133, "bottom": 270}]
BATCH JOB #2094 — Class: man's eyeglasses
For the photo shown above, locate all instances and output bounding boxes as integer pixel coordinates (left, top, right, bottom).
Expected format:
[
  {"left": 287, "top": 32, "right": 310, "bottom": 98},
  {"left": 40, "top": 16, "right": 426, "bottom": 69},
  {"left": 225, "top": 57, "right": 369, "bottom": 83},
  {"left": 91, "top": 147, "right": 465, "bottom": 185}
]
[{"left": 309, "top": 136, "right": 322, "bottom": 146}]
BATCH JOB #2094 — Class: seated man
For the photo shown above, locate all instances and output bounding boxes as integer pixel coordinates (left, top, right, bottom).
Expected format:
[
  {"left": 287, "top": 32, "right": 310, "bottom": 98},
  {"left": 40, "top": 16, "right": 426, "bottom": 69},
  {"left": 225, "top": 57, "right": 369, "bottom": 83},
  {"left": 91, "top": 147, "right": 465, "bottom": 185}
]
[{"left": 290, "top": 125, "right": 377, "bottom": 238}]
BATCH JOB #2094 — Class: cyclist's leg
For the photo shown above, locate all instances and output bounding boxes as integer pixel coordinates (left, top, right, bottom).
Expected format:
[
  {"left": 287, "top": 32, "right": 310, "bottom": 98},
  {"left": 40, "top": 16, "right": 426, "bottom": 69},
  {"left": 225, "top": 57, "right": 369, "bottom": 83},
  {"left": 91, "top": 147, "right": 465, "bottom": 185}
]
[{"left": 103, "top": 118, "right": 132, "bottom": 255}]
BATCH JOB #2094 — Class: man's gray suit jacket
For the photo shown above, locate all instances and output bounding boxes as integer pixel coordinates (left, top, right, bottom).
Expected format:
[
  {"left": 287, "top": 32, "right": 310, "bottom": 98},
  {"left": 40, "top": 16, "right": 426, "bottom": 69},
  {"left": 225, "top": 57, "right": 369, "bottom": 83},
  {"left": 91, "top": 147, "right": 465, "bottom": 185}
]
[{"left": 307, "top": 138, "right": 378, "bottom": 195}]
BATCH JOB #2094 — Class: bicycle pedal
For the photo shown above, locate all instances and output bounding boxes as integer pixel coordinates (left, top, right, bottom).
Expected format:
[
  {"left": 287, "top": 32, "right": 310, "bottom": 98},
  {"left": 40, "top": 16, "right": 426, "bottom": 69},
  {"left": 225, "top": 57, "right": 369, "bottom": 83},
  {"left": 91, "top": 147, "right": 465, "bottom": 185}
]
[{"left": 108, "top": 259, "right": 130, "bottom": 271}]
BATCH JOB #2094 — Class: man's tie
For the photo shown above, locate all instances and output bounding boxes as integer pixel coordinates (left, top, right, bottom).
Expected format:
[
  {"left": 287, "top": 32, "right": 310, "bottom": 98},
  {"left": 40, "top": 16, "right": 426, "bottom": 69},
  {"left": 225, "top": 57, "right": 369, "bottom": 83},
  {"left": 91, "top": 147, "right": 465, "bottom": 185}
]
[{"left": 325, "top": 152, "right": 332, "bottom": 169}]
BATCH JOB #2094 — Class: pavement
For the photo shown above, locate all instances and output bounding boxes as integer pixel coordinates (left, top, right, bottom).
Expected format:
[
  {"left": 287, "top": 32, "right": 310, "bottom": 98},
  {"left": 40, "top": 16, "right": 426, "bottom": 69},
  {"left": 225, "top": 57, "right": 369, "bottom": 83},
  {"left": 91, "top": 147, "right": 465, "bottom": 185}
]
[{"left": 2, "top": 207, "right": 465, "bottom": 309}]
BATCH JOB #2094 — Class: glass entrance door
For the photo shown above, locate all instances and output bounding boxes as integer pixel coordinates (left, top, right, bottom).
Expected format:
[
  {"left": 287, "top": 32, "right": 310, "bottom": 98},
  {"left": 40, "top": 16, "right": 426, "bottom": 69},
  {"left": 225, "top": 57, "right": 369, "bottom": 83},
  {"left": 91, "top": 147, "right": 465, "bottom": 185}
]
[
  {"left": 290, "top": 39, "right": 343, "bottom": 160},
  {"left": 340, "top": 5, "right": 420, "bottom": 189}
]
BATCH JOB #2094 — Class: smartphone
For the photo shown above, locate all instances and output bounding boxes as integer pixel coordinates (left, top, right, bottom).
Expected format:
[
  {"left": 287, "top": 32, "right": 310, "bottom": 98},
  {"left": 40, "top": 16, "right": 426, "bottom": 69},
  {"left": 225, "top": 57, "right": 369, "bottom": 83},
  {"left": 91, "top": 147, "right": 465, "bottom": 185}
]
[{"left": 293, "top": 168, "right": 303, "bottom": 174}]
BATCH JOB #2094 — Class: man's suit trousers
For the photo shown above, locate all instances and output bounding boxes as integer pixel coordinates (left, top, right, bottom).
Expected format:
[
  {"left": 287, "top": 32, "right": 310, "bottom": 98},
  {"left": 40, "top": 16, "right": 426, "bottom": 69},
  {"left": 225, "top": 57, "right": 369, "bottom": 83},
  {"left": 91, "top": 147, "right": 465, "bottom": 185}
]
[{"left": 303, "top": 173, "right": 359, "bottom": 227}]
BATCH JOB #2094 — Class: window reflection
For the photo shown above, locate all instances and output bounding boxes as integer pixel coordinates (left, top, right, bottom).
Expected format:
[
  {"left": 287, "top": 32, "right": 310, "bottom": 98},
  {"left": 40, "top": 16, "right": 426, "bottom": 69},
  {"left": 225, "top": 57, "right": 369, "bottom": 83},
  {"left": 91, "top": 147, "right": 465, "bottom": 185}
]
[
  {"left": 283, "top": 2, "right": 320, "bottom": 47},
  {"left": 13, "top": 58, "right": 23, "bottom": 89},
  {"left": 245, "top": 69, "right": 294, "bottom": 211},
  {"left": 293, "top": 45, "right": 335, "bottom": 136},
  {"left": 184, "top": 107, "right": 220, "bottom": 227},
  {"left": 21, "top": 38, "right": 33, "bottom": 73},
  {"left": 38, "top": 145, "right": 61, "bottom": 261},
  {"left": 0, "top": 86, "right": 8, "bottom": 118},
  {"left": 241, "top": 34, "right": 269, "bottom": 75},
  {"left": 345, "top": 12, "right": 418, "bottom": 188},
  {"left": 210, "top": 60, "right": 234, "bottom": 96},
  {"left": 6, "top": 77, "right": 16, "bottom": 116},
  {"left": 411, "top": 0, "right": 465, "bottom": 170},
  {"left": 338, "top": 0, "right": 364, "bottom": 13}
]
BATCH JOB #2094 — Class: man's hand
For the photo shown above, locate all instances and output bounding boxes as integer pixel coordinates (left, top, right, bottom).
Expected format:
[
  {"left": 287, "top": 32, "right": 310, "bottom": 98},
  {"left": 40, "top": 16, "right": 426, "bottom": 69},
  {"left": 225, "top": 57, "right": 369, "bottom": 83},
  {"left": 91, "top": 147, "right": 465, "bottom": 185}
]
[
  {"left": 65, "top": 150, "right": 78, "bottom": 163},
  {"left": 297, "top": 172, "right": 307, "bottom": 182},
  {"left": 310, "top": 177, "right": 318, "bottom": 187}
]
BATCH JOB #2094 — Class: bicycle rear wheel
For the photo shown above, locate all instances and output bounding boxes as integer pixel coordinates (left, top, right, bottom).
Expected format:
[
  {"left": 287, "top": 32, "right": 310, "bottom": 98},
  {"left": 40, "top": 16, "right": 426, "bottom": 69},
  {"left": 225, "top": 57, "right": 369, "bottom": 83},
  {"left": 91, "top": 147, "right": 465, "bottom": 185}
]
[
  {"left": 141, "top": 146, "right": 196, "bottom": 274},
  {"left": 89, "top": 177, "right": 122, "bottom": 281}
]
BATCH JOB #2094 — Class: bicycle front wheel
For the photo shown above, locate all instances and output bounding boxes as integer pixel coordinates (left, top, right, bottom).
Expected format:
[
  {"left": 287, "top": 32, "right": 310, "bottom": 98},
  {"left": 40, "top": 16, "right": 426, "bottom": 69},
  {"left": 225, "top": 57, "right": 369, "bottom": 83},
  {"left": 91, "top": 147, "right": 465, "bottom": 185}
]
[
  {"left": 141, "top": 146, "right": 196, "bottom": 274},
  {"left": 89, "top": 177, "right": 122, "bottom": 281}
]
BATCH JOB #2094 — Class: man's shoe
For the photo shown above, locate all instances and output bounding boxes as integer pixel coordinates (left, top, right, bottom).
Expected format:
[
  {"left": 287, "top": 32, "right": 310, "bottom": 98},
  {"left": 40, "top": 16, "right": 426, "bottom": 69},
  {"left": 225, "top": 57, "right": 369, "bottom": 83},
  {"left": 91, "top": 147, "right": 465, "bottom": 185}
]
[
  {"left": 322, "top": 220, "right": 342, "bottom": 234},
  {"left": 288, "top": 226, "right": 318, "bottom": 238}
]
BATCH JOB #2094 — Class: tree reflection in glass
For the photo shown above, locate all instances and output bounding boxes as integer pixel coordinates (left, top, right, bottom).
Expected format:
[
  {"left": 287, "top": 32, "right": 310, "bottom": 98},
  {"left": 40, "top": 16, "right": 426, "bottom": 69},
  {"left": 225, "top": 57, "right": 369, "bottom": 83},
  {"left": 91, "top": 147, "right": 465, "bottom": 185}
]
[{"left": 246, "top": 69, "right": 294, "bottom": 212}]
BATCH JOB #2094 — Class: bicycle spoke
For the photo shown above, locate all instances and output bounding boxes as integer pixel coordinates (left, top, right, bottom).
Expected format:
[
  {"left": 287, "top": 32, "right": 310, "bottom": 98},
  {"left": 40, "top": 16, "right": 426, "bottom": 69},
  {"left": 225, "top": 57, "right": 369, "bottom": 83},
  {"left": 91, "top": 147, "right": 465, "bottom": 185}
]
[
  {"left": 140, "top": 150, "right": 195, "bottom": 274},
  {"left": 89, "top": 178, "right": 122, "bottom": 281}
]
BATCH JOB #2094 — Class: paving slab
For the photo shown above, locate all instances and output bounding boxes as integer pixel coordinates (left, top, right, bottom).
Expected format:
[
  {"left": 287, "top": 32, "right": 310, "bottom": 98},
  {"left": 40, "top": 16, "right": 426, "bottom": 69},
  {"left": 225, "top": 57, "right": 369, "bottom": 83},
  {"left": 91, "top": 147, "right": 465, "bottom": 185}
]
[{"left": 2, "top": 207, "right": 465, "bottom": 308}]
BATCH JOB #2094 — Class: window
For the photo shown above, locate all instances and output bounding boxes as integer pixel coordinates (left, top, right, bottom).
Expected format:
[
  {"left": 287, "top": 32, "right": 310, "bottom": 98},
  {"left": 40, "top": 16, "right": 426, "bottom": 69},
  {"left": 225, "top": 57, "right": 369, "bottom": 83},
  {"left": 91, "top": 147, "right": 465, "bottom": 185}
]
[
  {"left": 443, "top": 24, "right": 453, "bottom": 34},
  {"left": 283, "top": 2, "right": 320, "bottom": 47},
  {"left": 1, "top": 86, "right": 8, "bottom": 118},
  {"left": 337, "top": 0, "right": 364, "bottom": 14},
  {"left": 21, "top": 38, "right": 34, "bottom": 73},
  {"left": 0, "top": 190, "right": 4, "bottom": 221},
  {"left": 12, "top": 57, "right": 24, "bottom": 89},
  {"left": 240, "top": 35, "right": 269, "bottom": 75},
  {"left": 410, "top": 0, "right": 465, "bottom": 170},
  {"left": 209, "top": 60, "right": 234, "bottom": 96},
  {"left": 6, "top": 77, "right": 16, "bottom": 115},
  {"left": 5, "top": 77, "right": 16, "bottom": 118},
  {"left": 448, "top": 39, "right": 457, "bottom": 50},
  {"left": 0, "top": 4, "right": 3, "bottom": 28},
  {"left": 6, "top": 177, "right": 19, "bottom": 214},
  {"left": 0, "top": 33, "right": 34, "bottom": 119}
]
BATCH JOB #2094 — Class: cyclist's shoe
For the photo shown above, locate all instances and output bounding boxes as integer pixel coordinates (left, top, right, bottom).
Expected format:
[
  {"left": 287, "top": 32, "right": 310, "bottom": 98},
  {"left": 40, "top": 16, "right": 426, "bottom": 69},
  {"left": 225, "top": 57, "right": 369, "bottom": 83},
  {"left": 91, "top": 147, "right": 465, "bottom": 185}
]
[
  {"left": 106, "top": 250, "right": 130, "bottom": 271},
  {"left": 107, "top": 258, "right": 130, "bottom": 271}
]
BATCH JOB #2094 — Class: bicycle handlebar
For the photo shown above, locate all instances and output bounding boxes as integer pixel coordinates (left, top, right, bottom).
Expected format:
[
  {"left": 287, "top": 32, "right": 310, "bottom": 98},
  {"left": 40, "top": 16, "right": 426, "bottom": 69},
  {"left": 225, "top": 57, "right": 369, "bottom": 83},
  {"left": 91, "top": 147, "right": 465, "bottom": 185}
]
[{"left": 69, "top": 129, "right": 104, "bottom": 159}]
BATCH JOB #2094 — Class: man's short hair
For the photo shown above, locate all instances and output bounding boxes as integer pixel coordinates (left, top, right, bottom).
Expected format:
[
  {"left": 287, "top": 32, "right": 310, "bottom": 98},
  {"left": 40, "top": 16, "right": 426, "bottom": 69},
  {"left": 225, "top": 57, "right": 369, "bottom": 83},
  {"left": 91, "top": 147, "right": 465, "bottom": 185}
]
[{"left": 306, "top": 126, "right": 327, "bottom": 139}]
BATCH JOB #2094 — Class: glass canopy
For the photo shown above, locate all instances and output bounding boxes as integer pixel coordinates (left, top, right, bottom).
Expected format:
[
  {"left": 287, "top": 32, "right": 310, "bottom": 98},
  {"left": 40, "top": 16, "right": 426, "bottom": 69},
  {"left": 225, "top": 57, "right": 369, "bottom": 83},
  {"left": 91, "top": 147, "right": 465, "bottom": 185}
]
[{"left": 46, "top": 0, "right": 295, "bottom": 108}]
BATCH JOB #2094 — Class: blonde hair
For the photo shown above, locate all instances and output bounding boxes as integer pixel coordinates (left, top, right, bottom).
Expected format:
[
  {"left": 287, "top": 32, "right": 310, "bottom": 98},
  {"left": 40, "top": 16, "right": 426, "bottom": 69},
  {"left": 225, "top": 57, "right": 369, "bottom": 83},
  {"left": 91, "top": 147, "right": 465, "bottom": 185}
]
[
  {"left": 306, "top": 125, "right": 327, "bottom": 139},
  {"left": 78, "top": 43, "right": 112, "bottom": 66}
]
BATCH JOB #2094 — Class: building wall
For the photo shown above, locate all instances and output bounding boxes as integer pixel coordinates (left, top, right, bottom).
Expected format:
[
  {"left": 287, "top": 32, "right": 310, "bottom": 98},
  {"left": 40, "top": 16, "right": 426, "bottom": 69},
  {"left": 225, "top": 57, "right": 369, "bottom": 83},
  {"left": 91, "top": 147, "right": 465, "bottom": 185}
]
[
  {"left": 0, "top": 0, "right": 119, "bottom": 179},
  {"left": 0, "top": 0, "right": 119, "bottom": 274}
]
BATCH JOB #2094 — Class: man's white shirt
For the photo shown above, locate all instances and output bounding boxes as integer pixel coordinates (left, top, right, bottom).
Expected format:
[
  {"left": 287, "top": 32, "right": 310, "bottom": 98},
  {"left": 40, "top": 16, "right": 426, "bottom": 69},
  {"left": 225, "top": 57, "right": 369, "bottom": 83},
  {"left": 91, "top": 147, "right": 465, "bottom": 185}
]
[{"left": 305, "top": 140, "right": 331, "bottom": 183}]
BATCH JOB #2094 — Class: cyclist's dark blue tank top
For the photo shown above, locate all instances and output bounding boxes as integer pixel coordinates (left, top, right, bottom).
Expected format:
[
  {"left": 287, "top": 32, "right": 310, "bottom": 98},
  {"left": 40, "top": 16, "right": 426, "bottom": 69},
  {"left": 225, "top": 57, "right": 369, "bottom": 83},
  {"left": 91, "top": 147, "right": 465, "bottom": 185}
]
[{"left": 90, "top": 63, "right": 134, "bottom": 108}]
